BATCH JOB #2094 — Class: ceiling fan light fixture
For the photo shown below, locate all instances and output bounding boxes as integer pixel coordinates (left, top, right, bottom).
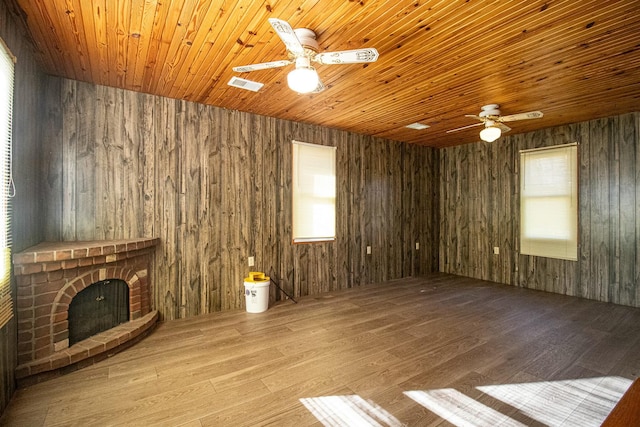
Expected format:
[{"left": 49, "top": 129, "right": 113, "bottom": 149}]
[
  {"left": 287, "top": 57, "right": 319, "bottom": 93},
  {"left": 287, "top": 66, "right": 319, "bottom": 93},
  {"left": 480, "top": 125, "right": 502, "bottom": 142}
]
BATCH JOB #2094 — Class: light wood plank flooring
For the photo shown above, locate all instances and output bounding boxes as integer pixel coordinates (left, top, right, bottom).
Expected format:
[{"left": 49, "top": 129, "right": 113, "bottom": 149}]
[{"left": 2, "top": 273, "right": 640, "bottom": 426}]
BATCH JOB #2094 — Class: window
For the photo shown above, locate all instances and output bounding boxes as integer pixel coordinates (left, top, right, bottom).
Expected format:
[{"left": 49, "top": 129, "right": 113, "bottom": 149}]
[
  {"left": 520, "top": 143, "right": 578, "bottom": 261},
  {"left": 292, "top": 141, "right": 336, "bottom": 243},
  {"left": 0, "top": 39, "right": 14, "bottom": 329}
]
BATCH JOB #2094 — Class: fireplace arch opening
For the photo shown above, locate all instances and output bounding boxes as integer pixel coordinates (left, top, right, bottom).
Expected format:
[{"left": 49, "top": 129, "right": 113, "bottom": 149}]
[{"left": 68, "top": 279, "right": 130, "bottom": 346}]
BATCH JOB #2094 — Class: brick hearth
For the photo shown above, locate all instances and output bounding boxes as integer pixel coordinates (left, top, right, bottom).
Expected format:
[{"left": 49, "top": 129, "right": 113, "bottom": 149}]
[{"left": 13, "top": 238, "right": 160, "bottom": 384}]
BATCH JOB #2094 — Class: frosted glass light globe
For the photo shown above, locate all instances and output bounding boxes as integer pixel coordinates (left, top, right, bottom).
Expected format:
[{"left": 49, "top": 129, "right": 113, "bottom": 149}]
[
  {"left": 287, "top": 67, "right": 319, "bottom": 93},
  {"left": 480, "top": 126, "right": 502, "bottom": 142}
]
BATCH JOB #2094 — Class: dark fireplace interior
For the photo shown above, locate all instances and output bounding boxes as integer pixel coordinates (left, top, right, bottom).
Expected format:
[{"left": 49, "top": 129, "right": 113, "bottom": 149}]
[{"left": 68, "top": 279, "right": 130, "bottom": 346}]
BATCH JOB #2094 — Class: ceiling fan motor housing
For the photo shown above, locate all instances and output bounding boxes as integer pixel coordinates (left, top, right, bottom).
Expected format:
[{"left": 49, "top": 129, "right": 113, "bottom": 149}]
[
  {"left": 479, "top": 104, "right": 501, "bottom": 118},
  {"left": 293, "top": 28, "right": 319, "bottom": 55}
]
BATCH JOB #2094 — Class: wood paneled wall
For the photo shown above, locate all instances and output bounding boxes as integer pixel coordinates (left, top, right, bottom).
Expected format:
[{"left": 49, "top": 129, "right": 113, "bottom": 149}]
[
  {"left": 0, "top": 0, "right": 47, "bottom": 415},
  {"left": 440, "top": 112, "right": 640, "bottom": 307},
  {"left": 42, "top": 78, "right": 439, "bottom": 320}
]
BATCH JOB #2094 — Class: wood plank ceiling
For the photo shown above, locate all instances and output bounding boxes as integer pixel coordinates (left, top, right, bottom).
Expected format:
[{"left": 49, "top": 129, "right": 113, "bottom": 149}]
[{"left": 10, "top": 0, "right": 640, "bottom": 148}]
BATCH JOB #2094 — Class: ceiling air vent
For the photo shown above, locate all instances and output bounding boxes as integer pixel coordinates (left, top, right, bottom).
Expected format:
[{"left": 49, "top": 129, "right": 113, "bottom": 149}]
[
  {"left": 228, "top": 76, "right": 264, "bottom": 92},
  {"left": 405, "top": 122, "right": 430, "bottom": 130}
]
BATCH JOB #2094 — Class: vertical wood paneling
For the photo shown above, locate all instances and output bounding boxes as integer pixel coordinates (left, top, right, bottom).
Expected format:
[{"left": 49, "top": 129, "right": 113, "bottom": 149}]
[
  {"left": 576, "top": 121, "right": 592, "bottom": 300},
  {"left": 237, "top": 110, "right": 251, "bottom": 307},
  {"left": 377, "top": 139, "right": 388, "bottom": 281},
  {"left": 419, "top": 145, "right": 439, "bottom": 275},
  {"left": 608, "top": 115, "right": 621, "bottom": 304},
  {"left": 182, "top": 101, "right": 208, "bottom": 317},
  {"left": 220, "top": 109, "right": 243, "bottom": 310},
  {"left": 362, "top": 137, "right": 374, "bottom": 285},
  {"left": 391, "top": 142, "right": 404, "bottom": 280},
  {"left": 438, "top": 147, "right": 449, "bottom": 273},
  {"left": 61, "top": 82, "right": 78, "bottom": 240},
  {"left": 616, "top": 113, "right": 635, "bottom": 306},
  {"left": 43, "top": 77, "right": 64, "bottom": 241},
  {"left": 590, "top": 118, "right": 611, "bottom": 302},
  {"left": 259, "top": 115, "right": 279, "bottom": 299},
  {"left": 75, "top": 82, "right": 96, "bottom": 238},
  {"left": 276, "top": 118, "right": 294, "bottom": 301},
  {"left": 347, "top": 134, "right": 366, "bottom": 287},
  {"left": 96, "top": 85, "right": 120, "bottom": 239},
  {"left": 440, "top": 112, "right": 640, "bottom": 308},
  {"left": 97, "top": 85, "right": 116, "bottom": 239},
  {"left": 335, "top": 130, "right": 350, "bottom": 291},
  {"left": 122, "top": 90, "right": 144, "bottom": 238},
  {"left": 402, "top": 145, "right": 415, "bottom": 276},
  {"left": 141, "top": 93, "right": 155, "bottom": 239},
  {"left": 206, "top": 106, "right": 223, "bottom": 313},
  {"left": 471, "top": 142, "right": 488, "bottom": 280},
  {"left": 249, "top": 113, "right": 262, "bottom": 287},
  {"left": 488, "top": 132, "right": 515, "bottom": 284},
  {"left": 154, "top": 96, "right": 179, "bottom": 320},
  {"left": 45, "top": 78, "right": 440, "bottom": 321}
]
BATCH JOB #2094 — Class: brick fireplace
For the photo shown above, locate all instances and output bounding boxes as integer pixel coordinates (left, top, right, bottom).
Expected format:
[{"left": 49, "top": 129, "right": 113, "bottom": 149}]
[{"left": 13, "top": 237, "right": 160, "bottom": 385}]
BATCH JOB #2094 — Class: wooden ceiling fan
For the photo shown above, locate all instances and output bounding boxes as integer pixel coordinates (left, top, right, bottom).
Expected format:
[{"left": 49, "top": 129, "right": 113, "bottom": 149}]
[{"left": 232, "top": 18, "right": 379, "bottom": 94}]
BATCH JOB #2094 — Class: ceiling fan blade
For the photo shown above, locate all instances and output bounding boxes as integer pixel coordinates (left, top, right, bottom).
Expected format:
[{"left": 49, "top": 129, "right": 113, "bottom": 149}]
[
  {"left": 312, "top": 79, "right": 326, "bottom": 93},
  {"left": 268, "top": 18, "right": 305, "bottom": 56},
  {"left": 496, "top": 123, "right": 512, "bottom": 132},
  {"left": 499, "top": 111, "right": 544, "bottom": 122},
  {"left": 314, "top": 48, "right": 379, "bottom": 65},
  {"left": 464, "top": 114, "right": 485, "bottom": 122},
  {"left": 446, "top": 122, "right": 484, "bottom": 133},
  {"left": 232, "top": 59, "right": 292, "bottom": 73}
]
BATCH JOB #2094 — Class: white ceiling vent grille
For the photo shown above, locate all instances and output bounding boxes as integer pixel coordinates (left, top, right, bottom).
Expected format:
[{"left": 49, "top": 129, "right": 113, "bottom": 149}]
[
  {"left": 405, "top": 122, "right": 430, "bottom": 130},
  {"left": 228, "top": 76, "right": 264, "bottom": 92}
]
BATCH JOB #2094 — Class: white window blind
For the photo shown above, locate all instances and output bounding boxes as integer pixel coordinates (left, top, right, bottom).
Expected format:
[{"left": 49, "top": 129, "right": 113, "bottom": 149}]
[
  {"left": 520, "top": 143, "right": 578, "bottom": 261},
  {"left": 0, "top": 39, "right": 14, "bottom": 329},
  {"left": 292, "top": 141, "right": 336, "bottom": 243}
]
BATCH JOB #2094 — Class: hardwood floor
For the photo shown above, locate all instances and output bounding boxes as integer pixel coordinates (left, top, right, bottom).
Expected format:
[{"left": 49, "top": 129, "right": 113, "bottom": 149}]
[{"left": 2, "top": 273, "right": 640, "bottom": 426}]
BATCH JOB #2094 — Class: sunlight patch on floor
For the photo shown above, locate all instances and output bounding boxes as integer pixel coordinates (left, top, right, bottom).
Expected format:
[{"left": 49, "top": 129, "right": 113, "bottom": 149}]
[
  {"left": 299, "top": 394, "right": 404, "bottom": 427},
  {"left": 301, "top": 376, "right": 631, "bottom": 426},
  {"left": 477, "top": 376, "right": 631, "bottom": 426},
  {"left": 404, "top": 388, "right": 526, "bottom": 427}
]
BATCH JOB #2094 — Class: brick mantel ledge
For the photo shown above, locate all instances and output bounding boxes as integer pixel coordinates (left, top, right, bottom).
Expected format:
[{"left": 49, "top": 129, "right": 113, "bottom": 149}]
[{"left": 13, "top": 237, "right": 160, "bottom": 275}]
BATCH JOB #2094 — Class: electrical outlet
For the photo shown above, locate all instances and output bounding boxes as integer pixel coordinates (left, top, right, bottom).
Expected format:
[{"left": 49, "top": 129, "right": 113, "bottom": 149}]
[
  {"left": 248, "top": 256, "right": 255, "bottom": 266},
  {"left": 493, "top": 247, "right": 499, "bottom": 255},
  {"left": 415, "top": 242, "right": 420, "bottom": 250},
  {"left": 366, "top": 246, "right": 372, "bottom": 255}
]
